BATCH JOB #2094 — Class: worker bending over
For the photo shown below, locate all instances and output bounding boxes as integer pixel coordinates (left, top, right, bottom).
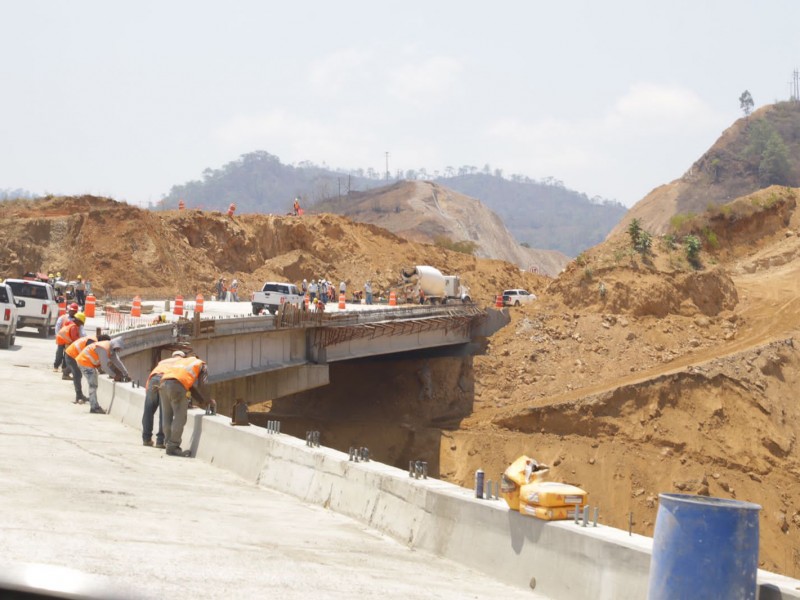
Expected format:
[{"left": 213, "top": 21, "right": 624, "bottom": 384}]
[
  {"left": 141, "top": 350, "right": 187, "bottom": 448},
  {"left": 158, "top": 356, "right": 214, "bottom": 457},
  {"left": 76, "top": 338, "right": 130, "bottom": 414}
]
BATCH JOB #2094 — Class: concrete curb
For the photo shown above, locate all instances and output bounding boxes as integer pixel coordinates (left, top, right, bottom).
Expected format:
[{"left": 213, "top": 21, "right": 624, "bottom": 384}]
[{"left": 101, "top": 378, "right": 800, "bottom": 600}]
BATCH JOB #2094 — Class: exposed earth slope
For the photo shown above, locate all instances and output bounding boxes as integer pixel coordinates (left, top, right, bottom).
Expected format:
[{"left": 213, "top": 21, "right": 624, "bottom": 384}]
[
  {"left": 313, "top": 180, "right": 569, "bottom": 276},
  {"left": 4, "top": 188, "right": 800, "bottom": 577},
  {"left": 611, "top": 101, "right": 800, "bottom": 237}
]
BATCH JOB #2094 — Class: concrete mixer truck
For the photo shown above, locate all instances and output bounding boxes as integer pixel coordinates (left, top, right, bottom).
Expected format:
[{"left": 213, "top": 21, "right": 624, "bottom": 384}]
[{"left": 400, "top": 265, "right": 471, "bottom": 304}]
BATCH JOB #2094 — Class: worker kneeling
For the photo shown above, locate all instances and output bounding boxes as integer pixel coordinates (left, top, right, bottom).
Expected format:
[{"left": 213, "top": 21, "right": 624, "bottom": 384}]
[{"left": 157, "top": 355, "right": 214, "bottom": 457}]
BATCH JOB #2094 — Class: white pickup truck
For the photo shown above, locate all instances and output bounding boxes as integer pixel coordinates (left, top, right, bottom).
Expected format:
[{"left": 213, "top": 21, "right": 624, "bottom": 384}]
[
  {"left": 4, "top": 278, "right": 59, "bottom": 337},
  {"left": 251, "top": 281, "right": 303, "bottom": 315}
]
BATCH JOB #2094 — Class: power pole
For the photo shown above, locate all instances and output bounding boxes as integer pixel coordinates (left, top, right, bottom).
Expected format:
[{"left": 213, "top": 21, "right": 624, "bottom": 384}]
[
  {"left": 792, "top": 68, "right": 800, "bottom": 102},
  {"left": 385, "top": 152, "right": 390, "bottom": 181}
]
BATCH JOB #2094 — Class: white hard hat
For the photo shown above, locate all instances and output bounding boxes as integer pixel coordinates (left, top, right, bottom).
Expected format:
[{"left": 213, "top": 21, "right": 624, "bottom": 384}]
[{"left": 172, "top": 350, "right": 186, "bottom": 358}]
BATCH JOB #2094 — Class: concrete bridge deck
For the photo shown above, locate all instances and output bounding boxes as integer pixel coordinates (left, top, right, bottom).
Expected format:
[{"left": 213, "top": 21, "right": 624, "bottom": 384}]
[{"left": 0, "top": 330, "right": 542, "bottom": 600}]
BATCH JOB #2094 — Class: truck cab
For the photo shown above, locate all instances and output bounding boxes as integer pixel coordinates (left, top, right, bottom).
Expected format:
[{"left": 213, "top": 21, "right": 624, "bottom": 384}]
[{"left": 4, "top": 278, "right": 57, "bottom": 337}]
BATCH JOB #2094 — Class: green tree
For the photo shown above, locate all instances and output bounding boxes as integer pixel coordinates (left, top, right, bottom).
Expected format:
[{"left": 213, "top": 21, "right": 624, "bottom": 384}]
[
  {"left": 739, "top": 90, "right": 754, "bottom": 117},
  {"left": 759, "top": 133, "right": 791, "bottom": 185},
  {"left": 685, "top": 235, "right": 702, "bottom": 267},
  {"left": 627, "top": 218, "right": 652, "bottom": 254}
]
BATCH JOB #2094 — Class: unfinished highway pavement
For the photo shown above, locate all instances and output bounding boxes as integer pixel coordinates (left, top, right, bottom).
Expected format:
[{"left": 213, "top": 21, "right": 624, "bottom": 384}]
[{"left": 0, "top": 328, "right": 544, "bottom": 600}]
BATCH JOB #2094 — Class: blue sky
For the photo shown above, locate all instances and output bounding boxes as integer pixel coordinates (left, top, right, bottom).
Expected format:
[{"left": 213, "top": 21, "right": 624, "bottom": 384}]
[{"left": 2, "top": 1, "right": 798, "bottom": 207}]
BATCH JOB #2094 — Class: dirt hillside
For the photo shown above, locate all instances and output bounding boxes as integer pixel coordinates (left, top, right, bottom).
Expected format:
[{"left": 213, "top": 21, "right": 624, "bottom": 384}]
[
  {"left": 314, "top": 180, "right": 569, "bottom": 276},
  {"left": 4, "top": 188, "right": 800, "bottom": 577},
  {"left": 0, "top": 195, "right": 542, "bottom": 303},
  {"left": 611, "top": 101, "right": 800, "bottom": 237}
]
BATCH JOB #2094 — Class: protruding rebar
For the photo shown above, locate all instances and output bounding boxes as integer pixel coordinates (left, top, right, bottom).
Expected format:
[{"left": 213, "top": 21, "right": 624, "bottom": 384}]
[
  {"left": 582, "top": 505, "right": 590, "bottom": 527},
  {"left": 593, "top": 506, "right": 599, "bottom": 527}
]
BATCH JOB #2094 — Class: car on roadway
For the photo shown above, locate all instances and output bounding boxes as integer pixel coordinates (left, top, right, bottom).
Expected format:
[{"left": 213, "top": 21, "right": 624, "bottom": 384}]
[
  {"left": 502, "top": 288, "right": 537, "bottom": 307},
  {"left": 0, "top": 282, "right": 25, "bottom": 349},
  {"left": 4, "top": 278, "right": 58, "bottom": 337}
]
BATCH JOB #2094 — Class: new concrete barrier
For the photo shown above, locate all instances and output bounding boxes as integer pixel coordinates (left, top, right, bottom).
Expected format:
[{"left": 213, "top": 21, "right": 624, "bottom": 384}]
[{"left": 100, "top": 378, "right": 800, "bottom": 600}]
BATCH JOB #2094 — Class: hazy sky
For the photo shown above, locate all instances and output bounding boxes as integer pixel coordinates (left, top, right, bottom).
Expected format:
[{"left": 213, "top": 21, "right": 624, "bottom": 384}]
[{"left": 2, "top": 1, "right": 798, "bottom": 207}]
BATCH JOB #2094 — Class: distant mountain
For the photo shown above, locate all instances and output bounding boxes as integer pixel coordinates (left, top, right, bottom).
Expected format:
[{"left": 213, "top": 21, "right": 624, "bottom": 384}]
[
  {"left": 158, "top": 151, "right": 386, "bottom": 215},
  {"left": 158, "top": 151, "right": 624, "bottom": 258},
  {"left": 435, "top": 174, "right": 626, "bottom": 257},
  {"left": 314, "top": 180, "right": 569, "bottom": 276},
  {"left": 611, "top": 101, "right": 800, "bottom": 237}
]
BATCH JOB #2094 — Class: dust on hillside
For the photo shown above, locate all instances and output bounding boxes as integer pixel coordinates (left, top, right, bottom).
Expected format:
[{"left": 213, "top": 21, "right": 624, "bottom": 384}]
[{"left": 4, "top": 191, "right": 800, "bottom": 577}]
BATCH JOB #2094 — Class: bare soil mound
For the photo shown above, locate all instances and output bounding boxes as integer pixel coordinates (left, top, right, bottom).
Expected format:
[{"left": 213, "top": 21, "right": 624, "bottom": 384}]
[{"left": 5, "top": 188, "right": 800, "bottom": 576}]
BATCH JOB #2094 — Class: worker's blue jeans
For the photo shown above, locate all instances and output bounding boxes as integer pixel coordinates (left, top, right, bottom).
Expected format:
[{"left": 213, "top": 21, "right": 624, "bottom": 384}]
[
  {"left": 82, "top": 367, "right": 101, "bottom": 411},
  {"left": 142, "top": 374, "right": 164, "bottom": 444}
]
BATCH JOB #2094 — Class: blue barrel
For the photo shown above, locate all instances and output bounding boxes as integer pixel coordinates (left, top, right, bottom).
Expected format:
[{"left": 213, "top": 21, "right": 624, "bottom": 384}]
[{"left": 648, "top": 493, "right": 761, "bottom": 600}]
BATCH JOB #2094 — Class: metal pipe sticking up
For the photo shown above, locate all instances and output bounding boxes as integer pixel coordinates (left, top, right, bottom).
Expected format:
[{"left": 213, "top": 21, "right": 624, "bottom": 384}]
[
  {"left": 593, "top": 506, "right": 599, "bottom": 527},
  {"left": 582, "top": 505, "right": 590, "bottom": 527}
]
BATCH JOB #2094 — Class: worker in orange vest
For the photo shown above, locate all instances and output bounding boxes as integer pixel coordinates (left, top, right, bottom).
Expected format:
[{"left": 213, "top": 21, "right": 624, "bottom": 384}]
[
  {"left": 158, "top": 356, "right": 214, "bottom": 457},
  {"left": 76, "top": 338, "right": 130, "bottom": 414},
  {"left": 65, "top": 333, "right": 106, "bottom": 404},
  {"left": 53, "top": 302, "right": 79, "bottom": 375},
  {"left": 293, "top": 197, "right": 300, "bottom": 216},
  {"left": 55, "top": 311, "right": 85, "bottom": 381},
  {"left": 142, "top": 350, "right": 187, "bottom": 449}
]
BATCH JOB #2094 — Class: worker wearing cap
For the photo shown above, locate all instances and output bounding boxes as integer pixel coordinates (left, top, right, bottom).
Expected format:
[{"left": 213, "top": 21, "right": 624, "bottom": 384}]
[
  {"left": 75, "top": 275, "right": 86, "bottom": 309},
  {"left": 65, "top": 332, "right": 108, "bottom": 404},
  {"left": 76, "top": 338, "right": 130, "bottom": 414},
  {"left": 53, "top": 303, "right": 80, "bottom": 374},
  {"left": 141, "top": 350, "right": 186, "bottom": 448},
  {"left": 158, "top": 355, "right": 213, "bottom": 457}
]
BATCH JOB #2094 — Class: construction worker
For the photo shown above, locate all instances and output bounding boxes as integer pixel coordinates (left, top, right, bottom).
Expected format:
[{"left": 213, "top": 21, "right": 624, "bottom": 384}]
[
  {"left": 76, "top": 338, "right": 130, "bottom": 414},
  {"left": 293, "top": 197, "right": 300, "bottom": 216},
  {"left": 53, "top": 303, "right": 79, "bottom": 374},
  {"left": 142, "top": 350, "right": 186, "bottom": 448},
  {"left": 75, "top": 275, "right": 86, "bottom": 309},
  {"left": 158, "top": 355, "right": 213, "bottom": 457},
  {"left": 65, "top": 333, "right": 108, "bottom": 404}
]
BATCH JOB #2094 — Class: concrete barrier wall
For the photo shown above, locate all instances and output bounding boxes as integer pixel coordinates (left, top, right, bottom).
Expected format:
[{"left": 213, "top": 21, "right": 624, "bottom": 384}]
[{"left": 100, "top": 378, "right": 800, "bottom": 600}]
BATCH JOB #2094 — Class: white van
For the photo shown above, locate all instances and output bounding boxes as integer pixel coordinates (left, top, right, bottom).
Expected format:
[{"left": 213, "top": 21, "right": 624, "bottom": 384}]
[
  {"left": 0, "top": 282, "right": 24, "bottom": 348},
  {"left": 4, "top": 278, "right": 58, "bottom": 337}
]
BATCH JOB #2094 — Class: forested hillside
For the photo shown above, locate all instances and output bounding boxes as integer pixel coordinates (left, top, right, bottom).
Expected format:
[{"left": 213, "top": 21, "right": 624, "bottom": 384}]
[
  {"left": 158, "top": 151, "right": 626, "bottom": 257},
  {"left": 437, "top": 174, "right": 626, "bottom": 257}
]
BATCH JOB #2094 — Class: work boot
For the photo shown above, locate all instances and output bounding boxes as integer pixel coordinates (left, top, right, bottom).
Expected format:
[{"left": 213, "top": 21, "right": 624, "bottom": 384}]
[
  {"left": 61, "top": 373, "right": 72, "bottom": 381},
  {"left": 165, "top": 447, "right": 191, "bottom": 457},
  {"left": 155, "top": 441, "right": 166, "bottom": 449},
  {"left": 143, "top": 439, "right": 154, "bottom": 447},
  {"left": 89, "top": 406, "right": 106, "bottom": 414}
]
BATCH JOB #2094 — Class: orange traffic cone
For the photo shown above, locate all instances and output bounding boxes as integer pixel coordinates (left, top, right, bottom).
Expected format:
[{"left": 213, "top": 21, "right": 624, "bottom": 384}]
[
  {"left": 131, "top": 295, "right": 142, "bottom": 317},
  {"left": 304, "top": 293, "right": 310, "bottom": 311},
  {"left": 389, "top": 290, "right": 397, "bottom": 307},
  {"left": 196, "top": 293, "right": 204, "bottom": 314},
  {"left": 173, "top": 295, "right": 184, "bottom": 316},
  {"left": 338, "top": 293, "right": 346, "bottom": 310},
  {"left": 84, "top": 294, "right": 96, "bottom": 318},
  {"left": 58, "top": 300, "right": 66, "bottom": 317},
  {"left": 178, "top": 199, "right": 185, "bottom": 210},
  {"left": 495, "top": 294, "right": 504, "bottom": 308}
]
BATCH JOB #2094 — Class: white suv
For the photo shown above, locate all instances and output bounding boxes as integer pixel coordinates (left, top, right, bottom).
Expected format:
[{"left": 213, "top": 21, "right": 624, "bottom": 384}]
[
  {"left": 0, "top": 282, "right": 24, "bottom": 349},
  {"left": 4, "top": 278, "right": 58, "bottom": 337},
  {"left": 502, "top": 288, "right": 537, "bottom": 307}
]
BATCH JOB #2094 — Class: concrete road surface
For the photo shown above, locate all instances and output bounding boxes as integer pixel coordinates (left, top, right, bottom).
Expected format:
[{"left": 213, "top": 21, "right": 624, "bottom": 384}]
[{"left": 0, "top": 328, "right": 543, "bottom": 599}]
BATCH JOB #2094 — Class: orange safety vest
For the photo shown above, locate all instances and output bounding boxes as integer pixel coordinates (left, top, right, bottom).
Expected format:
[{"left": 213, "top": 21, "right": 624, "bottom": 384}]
[
  {"left": 77, "top": 340, "right": 112, "bottom": 368},
  {"left": 66, "top": 336, "right": 96, "bottom": 359},
  {"left": 145, "top": 356, "right": 184, "bottom": 388},
  {"left": 160, "top": 357, "right": 206, "bottom": 391},
  {"left": 56, "top": 321, "right": 80, "bottom": 346}
]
